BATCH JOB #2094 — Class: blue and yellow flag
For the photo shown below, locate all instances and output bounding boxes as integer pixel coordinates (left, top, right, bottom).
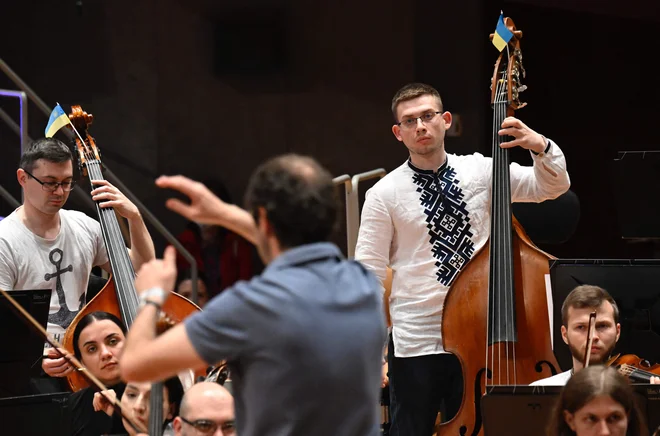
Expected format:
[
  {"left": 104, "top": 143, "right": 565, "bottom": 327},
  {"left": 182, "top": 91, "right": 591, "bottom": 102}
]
[
  {"left": 492, "top": 13, "right": 513, "bottom": 52},
  {"left": 44, "top": 103, "right": 70, "bottom": 138}
]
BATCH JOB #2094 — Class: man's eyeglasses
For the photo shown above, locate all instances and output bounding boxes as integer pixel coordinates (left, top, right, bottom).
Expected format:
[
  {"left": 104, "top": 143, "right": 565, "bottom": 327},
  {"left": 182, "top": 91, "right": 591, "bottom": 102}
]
[
  {"left": 397, "top": 111, "right": 443, "bottom": 130},
  {"left": 22, "top": 169, "right": 75, "bottom": 192},
  {"left": 179, "top": 416, "right": 236, "bottom": 435}
]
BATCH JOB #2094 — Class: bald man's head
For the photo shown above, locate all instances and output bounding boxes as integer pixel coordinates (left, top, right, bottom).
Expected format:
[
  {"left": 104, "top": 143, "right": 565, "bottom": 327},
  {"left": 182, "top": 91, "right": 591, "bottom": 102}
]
[{"left": 173, "top": 382, "right": 235, "bottom": 436}]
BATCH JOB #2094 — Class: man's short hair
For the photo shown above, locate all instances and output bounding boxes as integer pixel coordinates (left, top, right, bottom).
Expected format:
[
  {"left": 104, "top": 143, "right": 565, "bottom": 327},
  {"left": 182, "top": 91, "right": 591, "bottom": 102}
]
[
  {"left": 391, "top": 82, "right": 443, "bottom": 121},
  {"left": 244, "top": 154, "right": 339, "bottom": 249},
  {"left": 19, "top": 137, "right": 73, "bottom": 173},
  {"left": 561, "top": 285, "right": 620, "bottom": 325}
]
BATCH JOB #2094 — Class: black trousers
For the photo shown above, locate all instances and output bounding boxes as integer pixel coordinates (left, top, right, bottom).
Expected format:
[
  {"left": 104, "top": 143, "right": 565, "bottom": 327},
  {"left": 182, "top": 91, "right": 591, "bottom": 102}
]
[{"left": 387, "top": 335, "right": 463, "bottom": 436}]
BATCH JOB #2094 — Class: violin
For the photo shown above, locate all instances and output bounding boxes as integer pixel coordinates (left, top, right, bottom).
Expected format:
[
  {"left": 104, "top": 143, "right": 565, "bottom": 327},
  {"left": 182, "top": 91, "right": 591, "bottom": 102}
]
[
  {"left": 582, "top": 310, "right": 659, "bottom": 383},
  {"left": 205, "top": 362, "right": 230, "bottom": 385},
  {"left": 607, "top": 353, "right": 660, "bottom": 383}
]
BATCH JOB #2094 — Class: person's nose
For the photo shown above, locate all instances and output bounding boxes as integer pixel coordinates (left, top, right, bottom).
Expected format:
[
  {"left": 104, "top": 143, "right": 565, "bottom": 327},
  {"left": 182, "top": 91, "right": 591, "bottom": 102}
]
[
  {"left": 53, "top": 184, "right": 65, "bottom": 195},
  {"left": 134, "top": 394, "right": 147, "bottom": 414},
  {"left": 597, "top": 420, "right": 611, "bottom": 435},
  {"left": 99, "top": 344, "right": 113, "bottom": 360}
]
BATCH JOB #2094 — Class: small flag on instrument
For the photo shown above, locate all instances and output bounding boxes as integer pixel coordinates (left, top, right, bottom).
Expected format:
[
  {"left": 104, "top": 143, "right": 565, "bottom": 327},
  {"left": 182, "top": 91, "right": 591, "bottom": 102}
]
[
  {"left": 492, "top": 12, "right": 513, "bottom": 52},
  {"left": 44, "top": 103, "right": 70, "bottom": 138}
]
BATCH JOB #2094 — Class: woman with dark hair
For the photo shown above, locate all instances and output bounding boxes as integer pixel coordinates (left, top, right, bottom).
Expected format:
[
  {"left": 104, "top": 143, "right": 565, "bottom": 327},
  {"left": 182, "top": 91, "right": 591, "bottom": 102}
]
[
  {"left": 547, "top": 365, "right": 648, "bottom": 436},
  {"left": 67, "top": 311, "right": 128, "bottom": 435}
]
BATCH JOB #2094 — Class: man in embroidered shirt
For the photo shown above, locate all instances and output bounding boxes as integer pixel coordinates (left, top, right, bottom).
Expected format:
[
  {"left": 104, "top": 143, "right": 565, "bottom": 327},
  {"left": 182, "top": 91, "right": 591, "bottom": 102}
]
[
  {"left": 355, "top": 83, "right": 571, "bottom": 435},
  {"left": 532, "top": 285, "right": 620, "bottom": 386},
  {"left": 120, "top": 154, "right": 386, "bottom": 436}
]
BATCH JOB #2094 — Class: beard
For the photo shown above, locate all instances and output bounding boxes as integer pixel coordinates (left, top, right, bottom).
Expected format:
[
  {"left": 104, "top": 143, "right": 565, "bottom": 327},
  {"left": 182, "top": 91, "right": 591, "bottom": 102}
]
[{"left": 568, "top": 339, "right": 617, "bottom": 366}]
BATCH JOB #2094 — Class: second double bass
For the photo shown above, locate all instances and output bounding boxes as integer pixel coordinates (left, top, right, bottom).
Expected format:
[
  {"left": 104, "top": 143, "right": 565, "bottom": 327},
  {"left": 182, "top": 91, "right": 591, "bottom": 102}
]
[{"left": 61, "top": 105, "right": 201, "bottom": 392}]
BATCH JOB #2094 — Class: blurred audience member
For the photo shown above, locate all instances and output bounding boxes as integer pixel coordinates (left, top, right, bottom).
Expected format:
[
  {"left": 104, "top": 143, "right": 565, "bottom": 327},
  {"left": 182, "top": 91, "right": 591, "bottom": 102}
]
[
  {"left": 176, "top": 179, "right": 258, "bottom": 298},
  {"left": 175, "top": 269, "right": 209, "bottom": 308}
]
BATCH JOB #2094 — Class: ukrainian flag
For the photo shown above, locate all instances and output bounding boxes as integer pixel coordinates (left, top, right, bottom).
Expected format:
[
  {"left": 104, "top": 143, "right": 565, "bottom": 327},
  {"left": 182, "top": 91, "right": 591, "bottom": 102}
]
[
  {"left": 44, "top": 103, "right": 70, "bottom": 138},
  {"left": 492, "top": 13, "right": 513, "bottom": 52}
]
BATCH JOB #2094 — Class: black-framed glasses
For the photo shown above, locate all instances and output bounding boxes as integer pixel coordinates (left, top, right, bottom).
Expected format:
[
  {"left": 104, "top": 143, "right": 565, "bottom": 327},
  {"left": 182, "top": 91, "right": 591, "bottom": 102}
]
[
  {"left": 397, "top": 111, "right": 442, "bottom": 129},
  {"left": 22, "top": 169, "right": 75, "bottom": 192},
  {"left": 180, "top": 416, "right": 236, "bottom": 435}
]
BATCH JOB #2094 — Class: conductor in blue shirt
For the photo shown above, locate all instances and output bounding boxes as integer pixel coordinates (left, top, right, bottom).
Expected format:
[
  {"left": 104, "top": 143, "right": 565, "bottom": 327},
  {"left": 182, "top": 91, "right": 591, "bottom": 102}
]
[{"left": 120, "top": 154, "right": 387, "bottom": 436}]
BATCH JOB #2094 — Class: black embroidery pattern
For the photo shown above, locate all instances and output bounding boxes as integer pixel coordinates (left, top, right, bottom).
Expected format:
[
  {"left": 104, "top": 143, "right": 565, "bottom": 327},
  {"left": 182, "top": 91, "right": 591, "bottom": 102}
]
[
  {"left": 412, "top": 166, "right": 475, "bottom": 286},
  {"left": 45, "top": 248, "right": 84, "bottom": 329}
]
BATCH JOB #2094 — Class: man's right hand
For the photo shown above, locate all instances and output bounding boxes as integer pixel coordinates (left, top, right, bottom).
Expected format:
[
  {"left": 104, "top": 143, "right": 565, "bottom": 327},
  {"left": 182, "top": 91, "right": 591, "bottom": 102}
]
[
  {"left": 42, "top": 347, "right": 74, "bottom": 377},
  {"left": 155, "top": 175, "right": 227, "bottom": 225},
  {"left": 155, "top": 175, "right": 258, "bottom": 245}
]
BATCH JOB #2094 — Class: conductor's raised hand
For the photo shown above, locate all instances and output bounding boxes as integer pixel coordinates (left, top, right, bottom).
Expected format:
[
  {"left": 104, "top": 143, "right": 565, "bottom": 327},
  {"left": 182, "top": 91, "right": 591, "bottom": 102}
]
[{"left": 155, "top": 175, "right": 226, "bottom": 225}]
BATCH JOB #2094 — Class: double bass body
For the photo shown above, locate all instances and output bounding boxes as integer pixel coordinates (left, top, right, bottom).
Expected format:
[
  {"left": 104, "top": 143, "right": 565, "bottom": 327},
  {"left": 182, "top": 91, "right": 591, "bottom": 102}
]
[{"left": 441, "top": 220, "right": 559, "bottom": 435}]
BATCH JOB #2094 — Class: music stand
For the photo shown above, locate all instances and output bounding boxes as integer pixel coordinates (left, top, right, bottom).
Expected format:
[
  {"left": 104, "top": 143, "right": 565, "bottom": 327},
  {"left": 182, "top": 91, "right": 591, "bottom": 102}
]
[
  {"left": 481, "top": 385, "right": 561, "bottom": 436},
  {"left": 0, "top": 289, "right": 52, "bottom": 398},
  {"left": 481, "top": 384, "right": 659, "bottom": 435},
  {"left": 611, "top": 152, "right": 660, "bottom": 240}
]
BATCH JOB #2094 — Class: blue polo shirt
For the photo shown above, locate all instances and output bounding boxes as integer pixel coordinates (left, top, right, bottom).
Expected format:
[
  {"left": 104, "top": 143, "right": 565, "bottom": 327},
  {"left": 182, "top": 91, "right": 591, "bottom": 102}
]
[{"left": 185, "top": 242, "right": 386, "bottom": 436}]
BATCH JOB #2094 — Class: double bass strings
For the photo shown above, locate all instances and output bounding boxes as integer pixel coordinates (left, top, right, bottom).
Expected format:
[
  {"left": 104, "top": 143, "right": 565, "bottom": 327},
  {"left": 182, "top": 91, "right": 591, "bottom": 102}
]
[
  {"left": 85, "top": 157, "right": 140, "bottom": 322},
  {"left": 69, "top": 119, "right": 140, "bottom": 322},
  {"left": 487, "top": 63, "right": 518, "bottom": 386}
]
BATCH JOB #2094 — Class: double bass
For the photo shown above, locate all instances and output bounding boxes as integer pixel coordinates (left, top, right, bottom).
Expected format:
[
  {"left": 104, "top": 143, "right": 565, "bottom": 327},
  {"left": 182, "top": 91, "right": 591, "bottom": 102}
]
[
  {"left": 439, "top": 17, "right": 560, "bottom": 435},
  {"left": 61, "top": 105, "right": 202, "bottom": 391}
]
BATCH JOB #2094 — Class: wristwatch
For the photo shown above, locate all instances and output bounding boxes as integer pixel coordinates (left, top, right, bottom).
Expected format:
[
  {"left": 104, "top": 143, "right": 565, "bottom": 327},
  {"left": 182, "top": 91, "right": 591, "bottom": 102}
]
[{"left": 139, "top": 287, "right": 169, "bottom": 310}]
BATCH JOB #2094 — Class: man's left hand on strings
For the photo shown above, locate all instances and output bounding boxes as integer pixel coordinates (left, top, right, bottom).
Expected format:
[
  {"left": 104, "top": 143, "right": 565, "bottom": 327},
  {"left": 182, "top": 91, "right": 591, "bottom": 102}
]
[
  {"left": 498, "top": 117, "right": 546, "bottom": 154},
  {"left": 91, "top": 180, "right": 141, "bottom": 221}
]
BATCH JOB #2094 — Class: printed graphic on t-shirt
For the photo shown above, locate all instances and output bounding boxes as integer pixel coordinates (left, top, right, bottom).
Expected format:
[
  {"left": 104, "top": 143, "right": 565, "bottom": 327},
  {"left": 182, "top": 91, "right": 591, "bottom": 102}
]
[
  {"left": 45, "top": 247, "right": 84, "bottom": 335},
  {"left": 412, "top": 166, "right": 475, "bottom": 286}
]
